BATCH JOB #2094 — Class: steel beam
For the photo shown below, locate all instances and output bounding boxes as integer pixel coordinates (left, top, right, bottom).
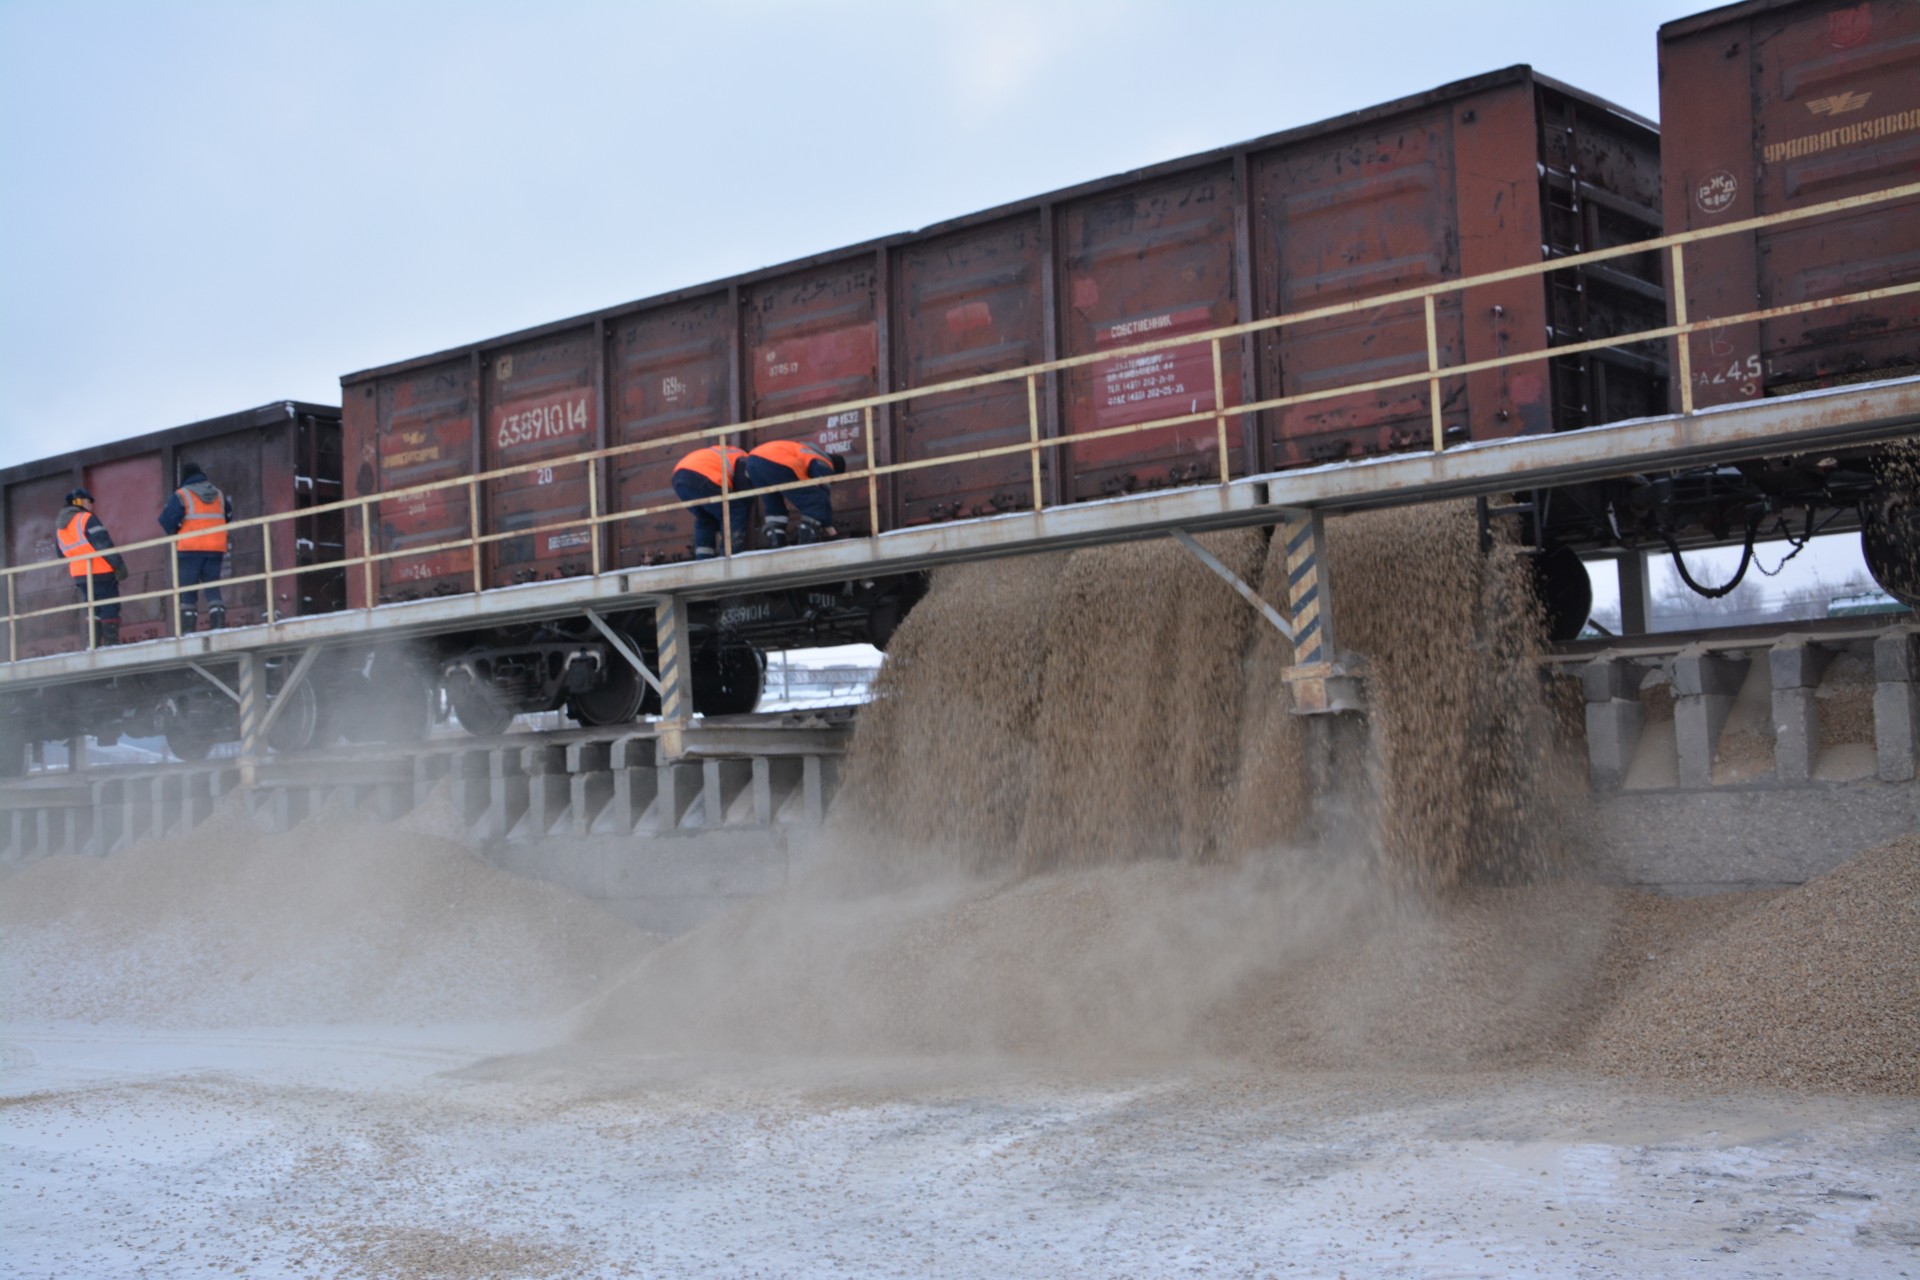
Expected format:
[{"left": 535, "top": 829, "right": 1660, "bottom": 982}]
[
  {"left": 584, "top": 608, "right": 663, "bottom": 695},
  {"left": 1170, "top": 529, "right": 1293, "bottom": 641},
  {"left": 253, "top": 646, "right": 321, "bottom": 741}
]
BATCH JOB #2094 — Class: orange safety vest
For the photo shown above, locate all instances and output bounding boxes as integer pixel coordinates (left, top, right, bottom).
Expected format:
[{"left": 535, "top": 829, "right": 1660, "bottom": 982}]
[
  {"left": 176, "top": 486, "right": 229, "bottom": 552},
  {"left": 56, "top": 510, "right": 111, "bottom": 577},
  {"left": 674, "top": 445, "right": 748, "bottom": 488},
  {"left": 750, "top": 438, "right": 832, "bottom": 479}
]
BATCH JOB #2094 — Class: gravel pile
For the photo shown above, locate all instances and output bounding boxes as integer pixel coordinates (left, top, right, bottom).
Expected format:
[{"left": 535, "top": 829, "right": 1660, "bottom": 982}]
[{"left": 1586, "top": 833, "right": 1919, "bottom": 1094}]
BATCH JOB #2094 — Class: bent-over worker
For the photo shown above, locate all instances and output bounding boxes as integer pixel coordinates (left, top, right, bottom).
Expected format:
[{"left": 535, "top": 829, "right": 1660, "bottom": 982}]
[
  {"left": 55, "top": 488, "right": 129, "bottom": 647},
  {"left": 744, "top": 438, "right": 846, "bottom": 547},
  {"left": 158, "top": 458, "right": 233, "bottom": 632},
  {"left": 670, "top": 444, "right": 753, "bottom": 559}
]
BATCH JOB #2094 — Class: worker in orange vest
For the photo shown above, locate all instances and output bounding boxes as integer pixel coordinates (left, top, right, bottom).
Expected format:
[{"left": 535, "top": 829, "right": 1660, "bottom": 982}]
[
  {"left": 745, "top": 438, "right": 847, "bottom": 547},
  {"left": 670, "top": 444, "right": 754, "bottom": 559},
  {"left": 158, "top": 460, "right": 233, "bottom": 631},
  {"left": 55, "top": 488, "right": 129, "bottom": 647}
]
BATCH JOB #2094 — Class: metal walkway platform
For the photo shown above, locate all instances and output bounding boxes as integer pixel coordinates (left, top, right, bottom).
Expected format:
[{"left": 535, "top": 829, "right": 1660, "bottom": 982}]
[{"left": 5, "top": 376, "right": 1916, "bottom": 695}]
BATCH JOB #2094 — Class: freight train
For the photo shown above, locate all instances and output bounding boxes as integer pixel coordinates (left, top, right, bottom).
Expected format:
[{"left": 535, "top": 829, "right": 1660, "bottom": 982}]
[{"left": 2, "top": 0, "right": 1915, "bottom": 769}]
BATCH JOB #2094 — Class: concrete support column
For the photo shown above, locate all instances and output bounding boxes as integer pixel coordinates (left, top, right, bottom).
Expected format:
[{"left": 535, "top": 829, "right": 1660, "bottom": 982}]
[
  {"left": 480, "top": 747, "right": 529, "bottom": 839},
  {"left": 1673, "top": 646, "right": 1747, "bottom": 789},
  {"left": 1769, "top": 639, "right": 1833, "bottom": 783},
  {"left": 800, "top": 754, "right": 840, "bottom": 825},
  {"left": 1874, "top": 630, "right": 1920, "bottom": 782},
  {"left": 520, "top": 744, "right": 568, "bottom": 838},
  {"left": 1581, "top": 656, "right": 1645, "bottom": 790},
  {"left": 701, "top": 759, "right": 752, "bottom": 828},
  {"left": 66, "top": 734, "right": 88, "bottom": 774},
  {"left": 605, "top": 735, "right": 659, "bottom": 833},
  {"left": 645, "top": 759, "right": 701, "bottom": 833},
  {"left": 567, "top": 740, "right": 613, "bottom": 836},
  {"left": 412, "top": 753, "right": 450, "bottom": 809},
  {"left": 449, "top": 750, "right": 491, "bottom": 827},
  {"left": 752, "top": 756, "right": 804, "bottom": 826}
]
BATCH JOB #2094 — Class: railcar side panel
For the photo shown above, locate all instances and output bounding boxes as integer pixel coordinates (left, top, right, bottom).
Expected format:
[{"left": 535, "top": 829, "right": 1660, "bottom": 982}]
[
  {"left": 891, "top": 214, "right": 1048, "bottom": 524},
  {"left": 1661, "top": 0, "right": 1920, "bottom": 408},
  {"left": 345, "top": 359, "right": 477, "bottom": 605},
  {"left": 481, "top": 328, "right": 600, "bottom": 588},
  {"left": 5, "top": 473, "right": 83, "bottom": 658},
  {"left": 1058, "top": 165, "right": 1243, "bottom": 497},
  {"left": 743, "top": 260, "right": 879, "bottom": 538},
  {"left": 610, "top": 294, "right": 735, "bottom": 565}
]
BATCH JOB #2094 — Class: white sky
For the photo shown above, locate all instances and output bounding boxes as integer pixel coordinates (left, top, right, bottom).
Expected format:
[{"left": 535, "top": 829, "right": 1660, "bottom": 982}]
[{"left": 0, "top": 0, "right": 1700, "bottom": 470}]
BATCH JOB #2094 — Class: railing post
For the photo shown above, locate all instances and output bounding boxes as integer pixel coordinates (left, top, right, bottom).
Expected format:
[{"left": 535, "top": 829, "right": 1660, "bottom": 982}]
[
  {"left": 1670, "top": 242, "right": 1694, "bottom": 416},
  {"left": 1026, "top": 374, "right": 1043, "bottom": 512},
  {"left": 360, "top": 501, "right": 375, "bottom": 610},
  {"left": 261, "top": 523, "right": 275, "bottom": 626},
  {"left": 5, "top": 573, "right": 15, "bottom": 663},
  {"left": 169, "top": 535, "right": 183, "bottom": 637},
  {"left": 588, "top": 457, "right": 602, "bottom": 576},
  {"left": 863, "top": 406, "right": 880, "bottom": 535},
  {"left": 1424, "top": 293, "right": 1444, "bottom": 452},
  {"left": 468, "top": 479, "right": 483, "bottom": 593},
  {"left": 720, "top": 447, "right": 734, "bottom": 558},
  {"left": 85, "top": 570, "right": 95, "bottom": 651},
  {"left": 1211, "top": 336, "right": 1229, "bottom": 483}
]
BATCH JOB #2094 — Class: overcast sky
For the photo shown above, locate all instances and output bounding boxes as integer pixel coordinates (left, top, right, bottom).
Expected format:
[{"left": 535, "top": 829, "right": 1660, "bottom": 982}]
[{"left": 0, "top": 0, "right": 1712, "bottom": 472}]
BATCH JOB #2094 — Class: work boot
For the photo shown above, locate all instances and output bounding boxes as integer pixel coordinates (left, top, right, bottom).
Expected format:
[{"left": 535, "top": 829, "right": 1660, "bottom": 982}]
[
  {"left": 764, "top": 516, "right": 788, "bottom": 549},
  {"left": 96, "top": 619, "right": 120, "bottom": 647},
  {"left": 206, "top": 604, "right": 226, "bottom": 630},
  {"left": 693, "top": 546, "right": 718, "bottom": 560},
  {"left": 179, "top": 605, "right": 197, "bottom": 635}
]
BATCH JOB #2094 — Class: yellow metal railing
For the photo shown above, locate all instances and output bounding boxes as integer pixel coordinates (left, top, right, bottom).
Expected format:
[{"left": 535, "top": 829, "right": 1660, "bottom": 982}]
[{"left": 4, "top": 180, "right": 1917, "bottom": 661}]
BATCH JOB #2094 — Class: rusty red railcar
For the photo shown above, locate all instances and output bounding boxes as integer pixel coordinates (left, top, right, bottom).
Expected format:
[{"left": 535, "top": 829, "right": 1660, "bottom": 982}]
[
  {"left": 0, "top": 402, "right": 344, "bottom": 660},
  {"left": 1660, "top": 0, "right": 1920, "bottom": 408},
  {"left": 342, "top": 66, "right": 1662, "bottom": 595}
]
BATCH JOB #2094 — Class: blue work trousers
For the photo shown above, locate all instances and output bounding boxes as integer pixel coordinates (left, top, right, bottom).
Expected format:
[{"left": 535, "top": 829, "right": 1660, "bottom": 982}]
[
  {"left": 671, "top": 470, "right": 753, "bottom": 554},
  {"left": 73, "top": 573, "right": 120, "bottom": 621},
  {"left": 175, "top": 550, "right": 225, "bottom": 608},
  {"left": 743, "top": 455, "right": 834, "bottom": 526}
]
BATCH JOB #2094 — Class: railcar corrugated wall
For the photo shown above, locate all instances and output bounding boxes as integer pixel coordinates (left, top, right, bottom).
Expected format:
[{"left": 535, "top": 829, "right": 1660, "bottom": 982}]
[
  {"left": 341, "top": 66, "right": 1665, "bottom": 606},
  {"left": 1660, "top": 0, "right": 1920, "bottom": 408}
]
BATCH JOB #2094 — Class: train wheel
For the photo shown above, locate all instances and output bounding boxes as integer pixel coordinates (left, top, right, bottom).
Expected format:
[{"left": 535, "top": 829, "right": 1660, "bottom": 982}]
[
  {"left": 165, "top": 723, "right": 214, "bottom": 762},
  {"left": 571, "top": 631, "right": 649, "bottom": 727},
  {"left": 1862, "top": 488, "right": 1920, "bottom": 609},
  {"left": 449, "top": 682, "right": 515, "bottom": 736},
  {"left": 693, "top": 642, "right": 763, "bottom": 717},
  {"left": 266, "top": 679, "right": 322, "bottom": 754}
]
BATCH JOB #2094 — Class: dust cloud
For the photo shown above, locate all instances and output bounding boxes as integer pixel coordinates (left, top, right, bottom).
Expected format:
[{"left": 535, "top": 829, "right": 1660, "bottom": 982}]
[
  {"left": 2, "top": 803, "right": 649, "bottom": 1029},
  {"left": 4, "top": 503, "right": 1912, "bottom": 1097}
]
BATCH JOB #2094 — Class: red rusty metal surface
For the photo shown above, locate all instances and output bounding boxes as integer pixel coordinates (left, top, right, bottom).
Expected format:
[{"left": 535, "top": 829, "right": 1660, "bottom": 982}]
[
  {"left": 344, "top": 359, "right": 476, "bottom": 605},
  {"left": 481, "top": 329, "right": 599, "bottom": 588},
  {"left": 1662, "top": 0, "right": 1920, "bottom": 409},
  {"left": 5, "top": 471, "right": 83, "bottom": 658},
  {"left": 83, "top": 453, "right": 167, "bottom": 644},
  {"left": 891, "top": 214, "right": 1046, "bottom": 524},
  {"left": 609, "top": 294, "right": 734, "bottom": 566},
  {"left": 743, "top": 261, "right": 879, "bottom": 537},
  {"left": 334, "top": 68, "right": 1657, "bottom": 553},
  {"left": 1059, "top": 165, "right": 1242, "bottom": 498}
]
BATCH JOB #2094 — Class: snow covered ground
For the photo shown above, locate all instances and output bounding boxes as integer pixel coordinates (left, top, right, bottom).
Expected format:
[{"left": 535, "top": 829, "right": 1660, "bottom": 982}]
[{"left": 5, "top": 1020, "right": 1916, "bottom": 1279}]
